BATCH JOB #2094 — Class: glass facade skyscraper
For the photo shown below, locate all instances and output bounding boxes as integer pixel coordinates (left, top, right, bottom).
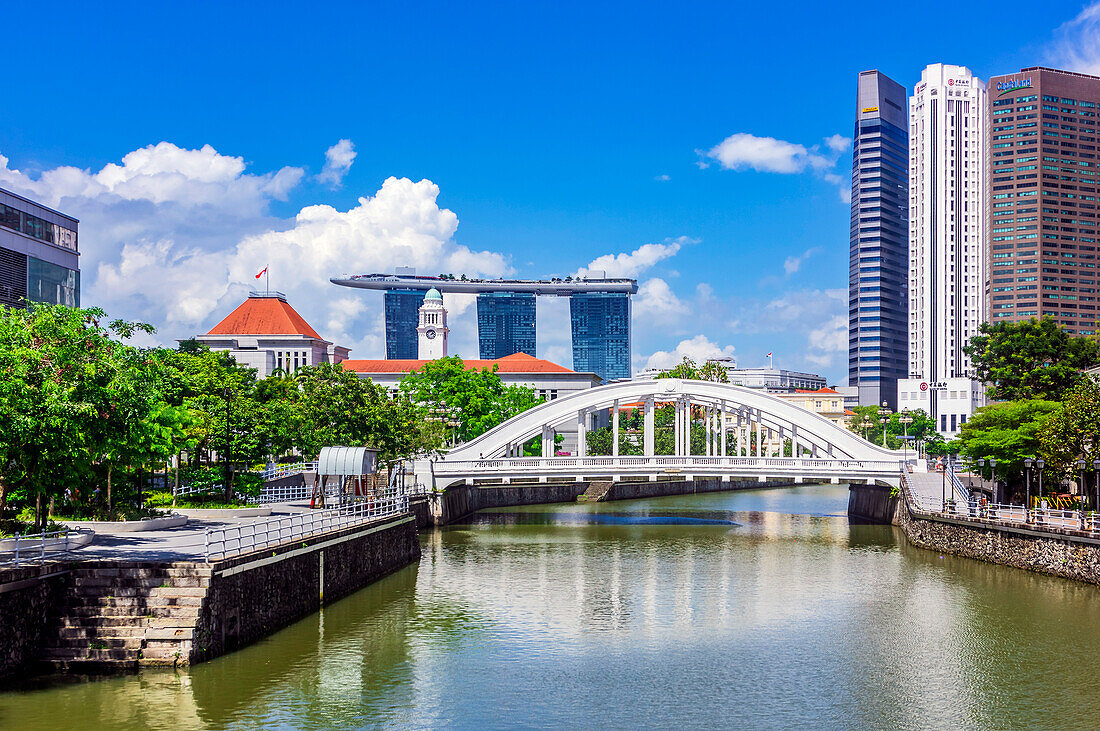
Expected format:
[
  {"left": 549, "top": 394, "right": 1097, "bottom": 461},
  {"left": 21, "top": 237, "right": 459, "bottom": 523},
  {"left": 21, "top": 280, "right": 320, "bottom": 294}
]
[
  {"left": 384, "top": 289, "right": 425, "bottom": 359},
  {"left": 848, "top": 70, "right": 909, "bottom": 409},
  {"left": 476, "top": 292, "right": 536, "bottom": 359},
  {"left": 570, "top": 292, "right": 630, "bottom": 381}
]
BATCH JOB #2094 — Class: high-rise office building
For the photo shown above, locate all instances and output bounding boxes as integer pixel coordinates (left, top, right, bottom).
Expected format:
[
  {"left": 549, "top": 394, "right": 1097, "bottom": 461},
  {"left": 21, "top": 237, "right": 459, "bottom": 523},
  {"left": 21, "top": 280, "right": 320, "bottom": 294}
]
[
  {"left": 383, "top": 289, "right": 425, "bottom": 359},
  {"left": 849, "top": 70, "right": 910, "bottom": 409},
  {"left": 0, "top": 187, "right": 79, "bottom": 309},
  {"left": 570, "top": 292, "right": 631, "bottom": 381},
  {"left": 476, "top": 291, "right": 536, "bottom": 359},
  {"left": 984, "top": 67, "right": 1100, "bottom": 334},
  {"left": 897, "top": 64, "right": 988, "bottom": 437}
]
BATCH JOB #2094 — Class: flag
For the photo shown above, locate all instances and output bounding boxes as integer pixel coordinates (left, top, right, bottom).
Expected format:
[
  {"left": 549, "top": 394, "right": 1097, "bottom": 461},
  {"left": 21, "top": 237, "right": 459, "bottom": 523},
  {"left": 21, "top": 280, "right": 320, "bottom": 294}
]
[
  {"left": 766, "top": 351, "right": 772, "bottom": 358},
  {"left": 255, "top": 267, "right": 268, "bottom": 279}
]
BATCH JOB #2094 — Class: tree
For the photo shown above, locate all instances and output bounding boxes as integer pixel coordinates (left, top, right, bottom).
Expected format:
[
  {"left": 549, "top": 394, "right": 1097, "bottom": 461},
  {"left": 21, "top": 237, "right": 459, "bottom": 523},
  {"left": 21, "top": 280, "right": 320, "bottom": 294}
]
[
  {"left": 1038, "top": 376, "right": 1100, "bottom": 485},
  {"left": 955, "top": 400, "right": 1062, "bottom": 497},
  {"left": 846, "top": 406, "right": 937, "bottom": 450},
  {"left": 964, "top": 318, "right": 1100, "bottom": 401},
  {"left": 398, "top": 356, "right": 542, "bottom": 443},
  {"left": 654, "top": 356, "right": 729, "bottom": 383}
]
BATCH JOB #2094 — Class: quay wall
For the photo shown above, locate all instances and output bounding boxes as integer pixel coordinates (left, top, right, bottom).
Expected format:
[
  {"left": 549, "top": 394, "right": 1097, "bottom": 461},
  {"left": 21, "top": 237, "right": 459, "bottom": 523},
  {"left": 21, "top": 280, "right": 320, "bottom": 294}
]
[
  {"left": 194, "top": 514, "right": 420, "bottom": 663},
  {"left": 430, "top": 478, "right": 812, "bottom": 524},
  {"left": 847, "top": 483, "right": 900, "bottom": 524},
  {"left": 0, "top": 564, "right": 69, "bottom": 681}
]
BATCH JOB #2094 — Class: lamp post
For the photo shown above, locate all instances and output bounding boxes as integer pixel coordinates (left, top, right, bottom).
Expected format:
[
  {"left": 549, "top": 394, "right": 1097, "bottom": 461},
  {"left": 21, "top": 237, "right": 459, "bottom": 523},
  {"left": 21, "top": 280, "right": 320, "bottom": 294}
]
[
  {"left": 1024, "top": 458, "right": 1033, "bottom": 524},
  {"left": 989, "top": 457, "right": 998, "bottom": 517},
  {"left": 861, "top": 416, "right": 873, "bottom": 441},
  {"left": 1078, "top": 458, "right": 1088, "bottom": 529},
  {"left": 222, "top": 387, "right": 234, "bottom": 504},
  {"left": 878, "top": 401, "right": 892, "bottom": 448},
  {"left": 1036, "top": 458, "right": 1046, "bottom": 524},
  {"left": 899, "top": 409, "right": 913, "bottom": 466},
  {"left": 1094, "top": 458, "right": 1100, "bottom": 531}
]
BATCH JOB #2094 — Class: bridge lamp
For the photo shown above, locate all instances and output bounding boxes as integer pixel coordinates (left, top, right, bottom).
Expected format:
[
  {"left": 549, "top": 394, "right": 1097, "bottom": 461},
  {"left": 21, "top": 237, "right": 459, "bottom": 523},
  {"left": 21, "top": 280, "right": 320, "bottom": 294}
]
[{"left": 878, "top": 401, "right": 892, "bottom": 448}]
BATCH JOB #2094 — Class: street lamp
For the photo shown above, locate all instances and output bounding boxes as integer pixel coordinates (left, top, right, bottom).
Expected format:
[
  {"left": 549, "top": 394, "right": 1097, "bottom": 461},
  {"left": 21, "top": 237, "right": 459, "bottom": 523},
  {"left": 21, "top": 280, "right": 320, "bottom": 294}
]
[
  {"left": 1024, "top": 458, "right": 1034, "bottom": 523},
  {"left": 878, "top": 401, "right": 892, "bottom": 448},
  {"left": 1078, "top": 458, "right": 1088, "bottom": 529},
  {"left": 1036, "top": 458, "right": 1046, "bottom": 524},
  {"left": 861, "top": 416, "right": 873, "bottom": 441},
  {"left": 222, "top": 387, "right": 234, "bottom": 504},
  {"left": 989, "top": 458, "right": 998, "bottom": 517},
  {"left": 1093, "top": 458, "right": 1100, "bottom": 530}
]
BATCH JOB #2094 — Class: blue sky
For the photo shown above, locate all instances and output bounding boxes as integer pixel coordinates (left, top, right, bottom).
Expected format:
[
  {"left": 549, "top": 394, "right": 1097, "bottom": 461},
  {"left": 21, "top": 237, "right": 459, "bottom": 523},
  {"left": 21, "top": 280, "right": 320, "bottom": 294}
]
[{"left": 3, "top": 1, "right": 1098, "bottom": 381}]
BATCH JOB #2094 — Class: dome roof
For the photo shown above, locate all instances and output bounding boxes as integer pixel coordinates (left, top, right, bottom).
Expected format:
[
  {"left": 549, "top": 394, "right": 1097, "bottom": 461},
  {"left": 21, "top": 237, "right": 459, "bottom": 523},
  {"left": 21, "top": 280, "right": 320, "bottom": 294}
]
[{"left": 424, "top": 287, "right": 443, "bottom": 301}]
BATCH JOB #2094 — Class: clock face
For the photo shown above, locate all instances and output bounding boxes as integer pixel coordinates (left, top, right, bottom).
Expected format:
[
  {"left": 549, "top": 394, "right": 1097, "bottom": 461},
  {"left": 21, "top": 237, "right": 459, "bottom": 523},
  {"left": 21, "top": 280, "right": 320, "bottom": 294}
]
[{"left": 425, "top": 329, "right": 437, "bottom": 340}]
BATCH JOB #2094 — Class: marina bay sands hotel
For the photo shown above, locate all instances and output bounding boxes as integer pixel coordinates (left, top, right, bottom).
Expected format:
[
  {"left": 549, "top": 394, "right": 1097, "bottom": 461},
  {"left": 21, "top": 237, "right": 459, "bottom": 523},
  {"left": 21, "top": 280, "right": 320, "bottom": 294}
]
[{"left": 331, "top": 267, "right": 638, "bottom": 381}]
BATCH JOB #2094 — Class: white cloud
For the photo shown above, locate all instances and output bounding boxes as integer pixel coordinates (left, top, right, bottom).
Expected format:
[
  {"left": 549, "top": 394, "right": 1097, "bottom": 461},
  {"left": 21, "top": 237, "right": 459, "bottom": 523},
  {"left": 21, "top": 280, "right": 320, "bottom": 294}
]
[
  {"left": 783, "top": 246, "right": 822, "bottom": 275},
  {"left": 654, "top": 174, "right": 671, "bottom": 182},
  {"left": 1047, "top": 2, "right": 1100, "bottom": 75},
  {"left": 575, "top": 236, "right": 694, "bottom": 279},
  {"left": 2, "top": 142, "right": 511, "bottom": 361},
  {"left": 317, "top": 139, "right": 357, "bottom": 187},
  {"left": 632, "top": 277, "right": 689, "bottom": 323},
  {"left": 644, "top": 334, "right": 737, "bottom": 371},
  {"left": 697, "top": 132, "right": 850, "bottom": 202}
]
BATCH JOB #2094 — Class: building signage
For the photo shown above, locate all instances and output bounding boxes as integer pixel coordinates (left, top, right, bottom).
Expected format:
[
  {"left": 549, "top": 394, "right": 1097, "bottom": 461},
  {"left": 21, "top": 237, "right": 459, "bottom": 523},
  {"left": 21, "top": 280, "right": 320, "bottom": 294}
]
[
  {"left": 861, "top": 106, "right": 879, "bottom": 113},
  {"left": 947, "top": 78, "right": 970, "bottom": 87},
  {"left": 920, "top": 381, "right": 948, "bottom": 391},
  {"left": 996, "top": 77, "right": 1033, "bottom": 96}
]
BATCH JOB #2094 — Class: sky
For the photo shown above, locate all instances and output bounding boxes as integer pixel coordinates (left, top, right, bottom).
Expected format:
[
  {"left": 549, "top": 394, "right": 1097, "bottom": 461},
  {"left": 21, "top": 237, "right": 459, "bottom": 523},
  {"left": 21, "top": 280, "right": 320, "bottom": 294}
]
[{"left": 4, "top": 1, "right": 1100, "bottom": 383}]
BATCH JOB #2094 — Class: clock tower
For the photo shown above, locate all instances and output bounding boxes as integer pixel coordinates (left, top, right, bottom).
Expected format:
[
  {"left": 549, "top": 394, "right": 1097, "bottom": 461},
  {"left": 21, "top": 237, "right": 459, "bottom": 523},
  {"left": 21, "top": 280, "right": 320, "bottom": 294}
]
[{"left": 416, "top": 287, "right": 449, "bottom": 359}]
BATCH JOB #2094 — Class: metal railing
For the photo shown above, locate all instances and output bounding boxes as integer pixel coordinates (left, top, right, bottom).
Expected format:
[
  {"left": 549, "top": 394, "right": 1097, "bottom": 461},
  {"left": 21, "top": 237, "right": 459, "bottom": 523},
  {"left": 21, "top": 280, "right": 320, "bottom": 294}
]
[
  {"left": 203, "top": 487, "right": 409, "bottom": 561},
  {"left": 907, "top": 486, "right": 1100, "bottom": 534},
  {"left": 435, "top": 455, "right": 907, "bottom": 475},
  {"left": 0, "top": 529, "right": 85, "bottom": 567},
  {"left": 261, "top": 461, "right": 318, "bottom": 481}
]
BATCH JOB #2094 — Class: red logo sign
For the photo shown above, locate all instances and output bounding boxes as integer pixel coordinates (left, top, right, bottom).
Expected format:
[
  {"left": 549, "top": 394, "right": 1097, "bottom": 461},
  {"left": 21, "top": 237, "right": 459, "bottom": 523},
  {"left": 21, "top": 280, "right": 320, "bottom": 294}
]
[
  {"left": 920, "top": 382, "right": 929, "bottom": 392},
  {"left": 948, "top": 79, "right": 954, "bottom": 86}
]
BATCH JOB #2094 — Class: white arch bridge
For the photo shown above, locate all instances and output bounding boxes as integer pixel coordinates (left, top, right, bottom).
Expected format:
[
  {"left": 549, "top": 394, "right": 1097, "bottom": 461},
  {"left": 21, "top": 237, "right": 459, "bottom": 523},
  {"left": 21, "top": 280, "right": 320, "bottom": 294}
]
[{"left": 420, "top": 379, "right": 919, "bottom": 489}]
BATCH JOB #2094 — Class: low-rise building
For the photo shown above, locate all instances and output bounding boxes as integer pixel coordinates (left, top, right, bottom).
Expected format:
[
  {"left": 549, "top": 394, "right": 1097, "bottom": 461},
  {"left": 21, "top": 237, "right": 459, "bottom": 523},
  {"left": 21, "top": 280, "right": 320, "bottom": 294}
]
[
  {"left": 191, "top": 291, "right": 350, "bottom": 377},
  {"left": 0, "top": 187, "right": 80, "bottom": 309},
  {"left": 896, "top": 377, "right": 986, "bottom": 439},
  {"left": 773, "top": 388, "right": 850, "bottom": 429},
  {"left": 341, "top": 352, "right": 601, "bottom": 400}
]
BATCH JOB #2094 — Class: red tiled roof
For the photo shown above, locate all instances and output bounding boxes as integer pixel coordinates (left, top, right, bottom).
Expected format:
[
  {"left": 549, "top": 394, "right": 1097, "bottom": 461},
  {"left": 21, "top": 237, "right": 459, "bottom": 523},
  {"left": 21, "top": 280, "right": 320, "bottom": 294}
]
[
  {"left": 206, "top": 296, "right": 323, "bottom": 339},
  {"left": 342, "top": 351, "right": 576, "bottom": 374},
  {"left": 793, "top": 387, "right": 840, "bottom": 394}
]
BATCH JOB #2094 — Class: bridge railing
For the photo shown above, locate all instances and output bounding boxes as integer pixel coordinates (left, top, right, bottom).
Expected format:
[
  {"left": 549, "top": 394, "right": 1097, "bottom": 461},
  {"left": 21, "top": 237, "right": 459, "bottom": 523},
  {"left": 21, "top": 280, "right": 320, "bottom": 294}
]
[{"left": 434, "top": 455, "right": 904, "bottom": 474}]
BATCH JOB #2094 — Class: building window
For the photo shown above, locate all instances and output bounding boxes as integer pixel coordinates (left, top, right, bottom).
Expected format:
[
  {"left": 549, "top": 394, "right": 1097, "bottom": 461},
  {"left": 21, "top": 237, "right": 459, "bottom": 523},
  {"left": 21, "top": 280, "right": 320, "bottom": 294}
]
[{"left": 27, "top": 257, "right": 79, "bottom": 307}]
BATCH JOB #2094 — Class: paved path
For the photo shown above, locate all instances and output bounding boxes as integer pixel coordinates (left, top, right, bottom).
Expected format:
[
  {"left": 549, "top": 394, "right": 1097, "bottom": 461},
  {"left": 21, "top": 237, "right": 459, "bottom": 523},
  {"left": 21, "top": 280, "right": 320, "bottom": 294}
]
[{"left": 73, "top": 502, "right": 316, "bottom": 563}]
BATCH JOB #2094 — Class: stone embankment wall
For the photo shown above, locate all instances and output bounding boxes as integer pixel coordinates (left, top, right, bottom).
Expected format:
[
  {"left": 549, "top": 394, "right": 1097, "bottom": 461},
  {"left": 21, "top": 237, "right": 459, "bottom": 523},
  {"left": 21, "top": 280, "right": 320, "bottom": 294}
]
[
  {"left": 0, "top": 564, "right": 69, "bottom": 681},
  {"left": 193, "top": 514, "right": 420, "bottom": 663},
  {"left": 895, "top": 496, "right": 1100, "bottom": 585},
  {"left": 430, "top": 478, "right": 810, "bottom": 524},
  {"left": 849, "top": 478, "right": 1100, "bottom": 586}
]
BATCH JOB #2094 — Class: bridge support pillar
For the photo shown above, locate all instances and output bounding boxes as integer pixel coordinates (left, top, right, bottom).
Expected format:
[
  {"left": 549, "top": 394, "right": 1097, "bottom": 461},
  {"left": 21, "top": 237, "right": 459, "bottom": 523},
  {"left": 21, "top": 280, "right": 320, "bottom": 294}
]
[
  {"left": 612, "top": 400, "right": 620, "bottom": 457},
  {"left": 649, "top": 474, "right": 657, "bottom": 482},
  {"left": 794, "top": 476, "right": 803, "bottom": 484},
  {"left": 686, "top": 474, "right": 694, "bottom": 482},
  {"left": 830, "top": 477, "right": 839, "bottom": 484},
  {"left": 720, "top": 403, "right": 727, "bottom": 457}
]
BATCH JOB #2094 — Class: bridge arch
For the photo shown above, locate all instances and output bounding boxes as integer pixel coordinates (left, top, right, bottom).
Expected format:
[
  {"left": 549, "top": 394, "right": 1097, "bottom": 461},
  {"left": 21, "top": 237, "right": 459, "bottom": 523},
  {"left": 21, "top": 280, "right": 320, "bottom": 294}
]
[{"left": 444, "top": 379, "right": 902, "bottom": 463}]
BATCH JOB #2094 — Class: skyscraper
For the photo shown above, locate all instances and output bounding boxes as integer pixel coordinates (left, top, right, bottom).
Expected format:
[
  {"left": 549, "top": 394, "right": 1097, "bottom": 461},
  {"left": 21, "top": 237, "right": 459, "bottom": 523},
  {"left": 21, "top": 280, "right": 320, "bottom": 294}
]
[
  {"left": 848, "top": 70, "right": 910, "bottom": 409},
  {"left": 476, "top": 292, "right": 536, "bottom": 359},
  {"left": 984, "top": 67, "right": 1100, "bottom": 334},
  {"left": 383, "top": 289, "right": 424, "bottom": 359},
  {"left": 570, "top": 292, "right": 631, "bottom": 381},
  {"left": 897, "top": 64, "right": 988, "bottom": 437}
]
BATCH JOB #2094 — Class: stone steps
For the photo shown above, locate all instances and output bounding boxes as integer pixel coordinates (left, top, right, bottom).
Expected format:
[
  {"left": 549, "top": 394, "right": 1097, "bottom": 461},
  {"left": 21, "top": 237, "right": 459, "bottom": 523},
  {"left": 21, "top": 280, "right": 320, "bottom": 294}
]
[
  {"left": 577, "top": 480, "right": 614, "bottom": 503},
  {"left": 41, "top": 563, "right": 211, "bottom": 671}
]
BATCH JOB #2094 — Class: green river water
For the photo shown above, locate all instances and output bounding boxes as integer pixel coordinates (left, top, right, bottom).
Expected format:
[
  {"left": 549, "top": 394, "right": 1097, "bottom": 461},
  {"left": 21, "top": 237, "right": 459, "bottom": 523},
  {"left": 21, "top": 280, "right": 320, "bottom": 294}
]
[{"left": 4, "top": 484, "right": 1100, "bottom": 730}]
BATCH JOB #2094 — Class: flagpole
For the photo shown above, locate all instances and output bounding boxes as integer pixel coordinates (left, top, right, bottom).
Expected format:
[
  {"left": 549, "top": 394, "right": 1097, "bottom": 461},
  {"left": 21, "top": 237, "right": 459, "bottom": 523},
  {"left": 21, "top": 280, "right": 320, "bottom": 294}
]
[{"left": 266, "top": 268, "right": 270, "bottom": 295}]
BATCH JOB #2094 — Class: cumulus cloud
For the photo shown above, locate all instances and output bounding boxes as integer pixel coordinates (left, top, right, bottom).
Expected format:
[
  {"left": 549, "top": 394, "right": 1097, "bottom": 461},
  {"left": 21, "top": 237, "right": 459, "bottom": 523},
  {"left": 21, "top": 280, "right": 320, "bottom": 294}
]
[
  {"left": 1, "top": 142, "right": 509, "bottom": 360},
  {"left": 317, "top": 139, "right": 357, "bottom": 187},
  {"left": 654, "top": 174, "right": 671, "bottom": 182},
  {"left": 644, "top": 334, "right": 737, "bottom": 371},
  {"left": 575, "top": 236, "right": 693, "bottom": 279},
  {"left": 783, "top": 246, "right": 822, "bottom": 276},
  {"left": 632, "top": 278, "right": 689, "bottom": 323},
  {"left": 1047, "top": 2, "right": 1100, "bottom": 75},
  {"left": 697, "top": 132, "right": 850, "bottom": 202}
]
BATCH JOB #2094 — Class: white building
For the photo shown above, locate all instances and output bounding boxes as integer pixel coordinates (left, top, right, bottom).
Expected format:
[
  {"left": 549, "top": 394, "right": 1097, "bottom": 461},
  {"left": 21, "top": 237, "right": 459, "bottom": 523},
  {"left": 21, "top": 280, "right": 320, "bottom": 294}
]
[
  {"left": 902, "top": 63, "right": 989, "bottom": 437},
  {"left": 416, "top": 287, "right": 449, "bottom": 359},
  {"left": 192, "top": 291, "right": 350, "bottom": 377}
]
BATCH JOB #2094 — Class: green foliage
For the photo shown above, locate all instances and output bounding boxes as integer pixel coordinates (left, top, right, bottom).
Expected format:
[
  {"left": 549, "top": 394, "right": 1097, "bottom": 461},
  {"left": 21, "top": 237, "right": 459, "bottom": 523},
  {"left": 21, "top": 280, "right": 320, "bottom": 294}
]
[
  {"left": 846, "top": 405, "right": 937, "bottom": 451},
  {"left": 964, "top": 318, "right": 1100, "bottom": 401},
  {"left": 654, "top": 356, "right": 729, "bottom": 383},
  {"left": 398, "top": 356, "right": 542, "bottom": 443},
  {"left": 955, "top": 400, "right": 1062, "bottom": 489},
  {"left": 1039, "top": 376, "right": 1100, "bottom": 482}
]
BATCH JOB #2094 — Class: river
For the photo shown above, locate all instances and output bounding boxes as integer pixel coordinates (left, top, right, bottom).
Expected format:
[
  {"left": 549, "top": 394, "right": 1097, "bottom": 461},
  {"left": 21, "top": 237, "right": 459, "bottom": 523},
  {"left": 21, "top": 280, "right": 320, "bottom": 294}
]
[{"left": 4, "top": 484, "right": 1100, "bottom": 729}]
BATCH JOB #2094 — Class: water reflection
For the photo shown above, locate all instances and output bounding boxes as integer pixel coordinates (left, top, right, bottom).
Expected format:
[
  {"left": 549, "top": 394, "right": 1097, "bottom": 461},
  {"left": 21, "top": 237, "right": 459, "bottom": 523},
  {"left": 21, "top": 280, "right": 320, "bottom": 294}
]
[{"left": 6, "top": 485, "right": 1100, "bottom": 729}]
